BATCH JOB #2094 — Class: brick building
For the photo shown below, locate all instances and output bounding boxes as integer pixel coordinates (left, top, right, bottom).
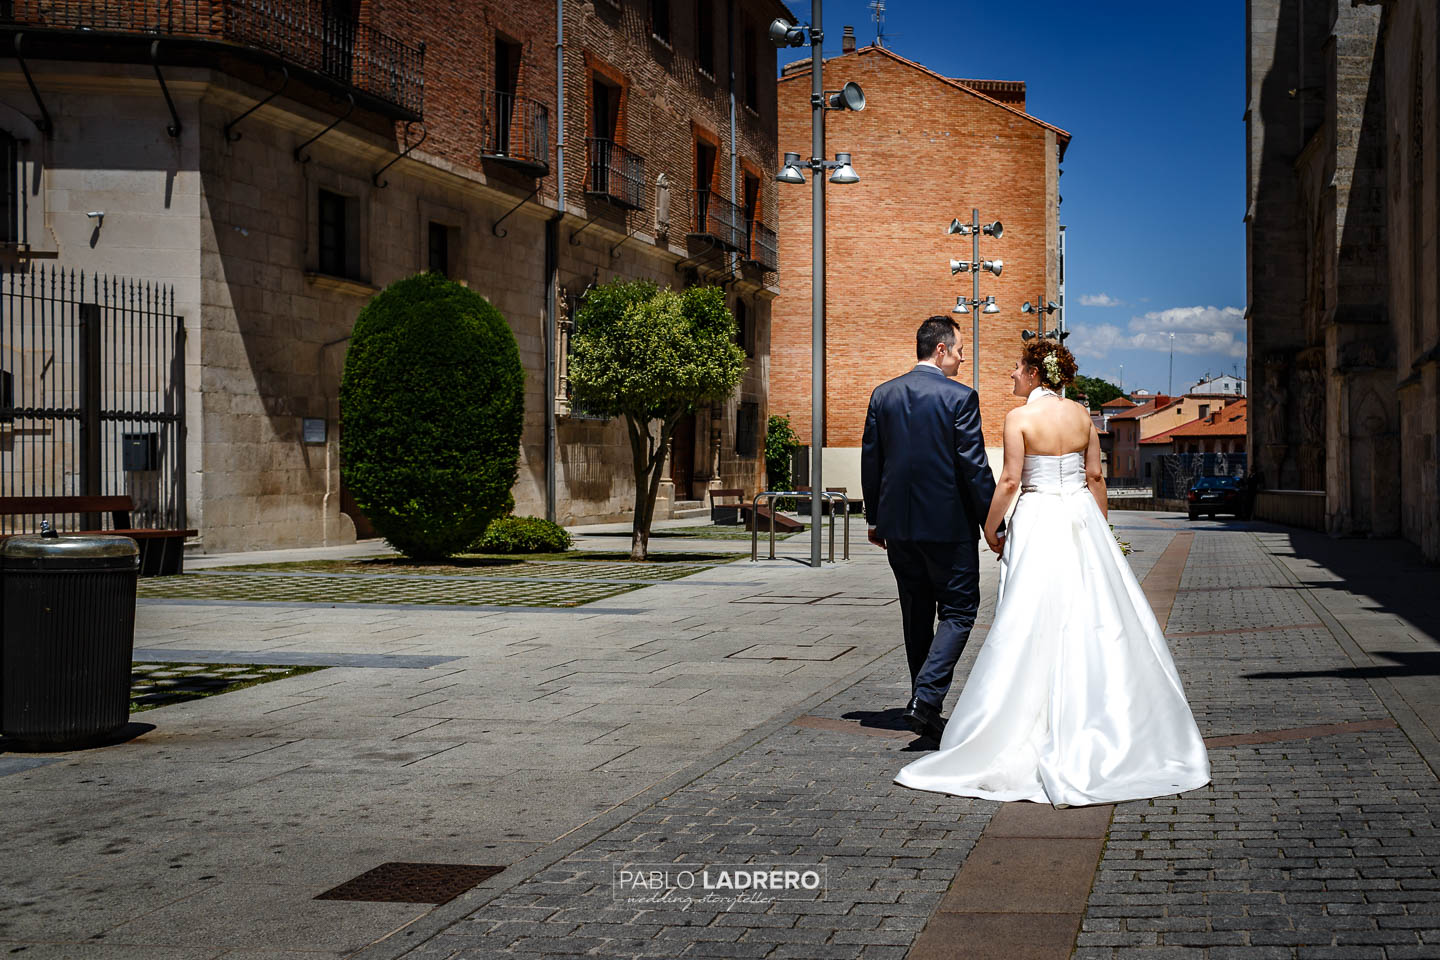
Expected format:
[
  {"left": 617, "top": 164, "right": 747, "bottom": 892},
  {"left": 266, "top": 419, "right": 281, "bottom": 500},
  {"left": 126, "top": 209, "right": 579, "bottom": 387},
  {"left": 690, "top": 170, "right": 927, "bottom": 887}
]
[
  {"left": 0, "top": 0, "right": 786, "bottom": 551},
  {"left": 1247, "top": 0, "right": 1438, "bottom": 557},
  {"left": 770, "top": 41, "right": 1069, "bottom": 494}
]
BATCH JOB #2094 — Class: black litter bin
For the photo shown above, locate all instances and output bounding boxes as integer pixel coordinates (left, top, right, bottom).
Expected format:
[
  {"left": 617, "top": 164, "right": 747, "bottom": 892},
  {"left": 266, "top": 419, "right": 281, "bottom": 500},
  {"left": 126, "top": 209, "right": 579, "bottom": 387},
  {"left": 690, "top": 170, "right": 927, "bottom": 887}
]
[{"left": 1, "top": 535, "right": 139, "bottom": 747}]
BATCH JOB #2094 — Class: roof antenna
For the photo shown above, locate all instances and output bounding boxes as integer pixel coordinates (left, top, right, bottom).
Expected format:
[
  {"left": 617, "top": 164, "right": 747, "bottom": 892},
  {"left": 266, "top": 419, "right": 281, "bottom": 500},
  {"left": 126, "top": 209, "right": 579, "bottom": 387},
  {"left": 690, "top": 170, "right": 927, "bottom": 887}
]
[{"left": 869, "top": 0, "right": 889, "bottom": 47}]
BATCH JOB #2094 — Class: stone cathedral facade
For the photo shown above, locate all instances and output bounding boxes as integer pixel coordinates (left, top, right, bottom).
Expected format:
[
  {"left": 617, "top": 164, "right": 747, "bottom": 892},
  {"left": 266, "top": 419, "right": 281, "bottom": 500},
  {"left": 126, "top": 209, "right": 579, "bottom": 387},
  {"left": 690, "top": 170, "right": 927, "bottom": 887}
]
[{"left": 1246, "top": 0, "right": 1439, "bottom": 561}]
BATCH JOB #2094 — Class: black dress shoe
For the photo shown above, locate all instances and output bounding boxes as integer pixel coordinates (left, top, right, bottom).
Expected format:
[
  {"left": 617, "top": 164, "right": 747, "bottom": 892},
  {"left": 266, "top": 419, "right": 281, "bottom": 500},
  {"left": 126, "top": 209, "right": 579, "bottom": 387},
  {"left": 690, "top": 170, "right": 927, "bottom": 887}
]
[{"left": 902, "top": 696, "right": 945, "bottom": 741}]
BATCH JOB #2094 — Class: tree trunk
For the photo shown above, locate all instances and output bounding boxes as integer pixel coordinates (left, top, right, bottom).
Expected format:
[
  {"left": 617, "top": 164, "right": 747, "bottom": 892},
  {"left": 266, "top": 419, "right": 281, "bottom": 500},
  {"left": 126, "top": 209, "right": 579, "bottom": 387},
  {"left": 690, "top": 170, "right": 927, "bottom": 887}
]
[{"left": 626, "top": 413, "right": 679, "bottom": 561}]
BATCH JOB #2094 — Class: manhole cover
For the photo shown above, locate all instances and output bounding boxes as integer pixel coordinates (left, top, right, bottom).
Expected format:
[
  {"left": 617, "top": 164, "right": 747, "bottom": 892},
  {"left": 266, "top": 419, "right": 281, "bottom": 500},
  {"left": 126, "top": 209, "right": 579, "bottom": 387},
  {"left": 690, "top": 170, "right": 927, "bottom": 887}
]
[{"left": 314, "top": 862, "right": 504, "bottom": 904}]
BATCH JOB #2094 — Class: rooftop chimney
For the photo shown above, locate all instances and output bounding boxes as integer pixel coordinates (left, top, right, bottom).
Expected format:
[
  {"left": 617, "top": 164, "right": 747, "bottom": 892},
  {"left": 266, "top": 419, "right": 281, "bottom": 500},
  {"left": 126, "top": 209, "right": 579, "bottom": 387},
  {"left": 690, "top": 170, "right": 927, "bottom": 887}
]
[{"left": 842, "top": 25, "right": 856, "bottom": 53}]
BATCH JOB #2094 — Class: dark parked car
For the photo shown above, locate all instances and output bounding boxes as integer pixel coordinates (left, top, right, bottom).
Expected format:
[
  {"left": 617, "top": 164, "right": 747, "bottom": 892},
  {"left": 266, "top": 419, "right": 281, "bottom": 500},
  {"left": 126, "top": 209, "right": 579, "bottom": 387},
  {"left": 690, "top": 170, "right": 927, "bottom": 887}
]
[{"left": 1187, "top": 476, "right": 1251, "bottom": 520}]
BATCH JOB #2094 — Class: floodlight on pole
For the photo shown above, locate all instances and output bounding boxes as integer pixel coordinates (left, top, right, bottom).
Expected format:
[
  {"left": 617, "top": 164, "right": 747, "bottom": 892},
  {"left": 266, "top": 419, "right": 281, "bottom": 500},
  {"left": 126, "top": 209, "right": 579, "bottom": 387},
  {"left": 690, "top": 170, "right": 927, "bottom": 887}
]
[
  {"left": 768, "top": 17, "right": 807, "bottom": 46},
  {"left": 944, "top": 208, "right": 1006, "bottom": 390},
  {"left": 773, "top": 0, "right": 865, "bottom": 569},
  {"left": 828, "top": 153, "right": 859, "bottom": 184},
  {"left": 826, "top": 81, "right": 867, "bottom": 111},
  {"left": 1020, "top": 292, "right": 1060, "bottom": 339},
  {"left": 776, "top": 151, "right": 806, "bottom": 184}
]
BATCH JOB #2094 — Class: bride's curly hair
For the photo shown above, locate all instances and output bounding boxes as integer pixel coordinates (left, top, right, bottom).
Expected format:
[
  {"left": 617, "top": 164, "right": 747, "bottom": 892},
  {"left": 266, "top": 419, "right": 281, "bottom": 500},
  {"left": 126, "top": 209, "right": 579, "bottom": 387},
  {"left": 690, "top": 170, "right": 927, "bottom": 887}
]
[{"left": 1020, "top": 339, "right": 1077, "bottom": 389}]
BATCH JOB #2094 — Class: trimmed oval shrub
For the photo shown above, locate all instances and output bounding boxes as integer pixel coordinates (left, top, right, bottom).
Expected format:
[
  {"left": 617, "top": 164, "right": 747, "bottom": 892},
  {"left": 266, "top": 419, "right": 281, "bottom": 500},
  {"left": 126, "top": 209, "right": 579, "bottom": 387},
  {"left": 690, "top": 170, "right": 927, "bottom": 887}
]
[
  {"left": 477, "top": 516, "right": 573, "bottom": 554},
  {"left": 340, "top": 273, "right": 524, "bottom": 559}
]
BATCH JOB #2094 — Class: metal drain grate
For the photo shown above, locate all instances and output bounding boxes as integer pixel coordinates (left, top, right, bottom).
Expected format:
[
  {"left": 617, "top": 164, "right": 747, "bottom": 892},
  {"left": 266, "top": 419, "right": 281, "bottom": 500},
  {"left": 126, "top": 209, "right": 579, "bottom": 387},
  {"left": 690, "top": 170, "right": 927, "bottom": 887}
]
[{"left": 314, "top": 862, "right": 504, "bottom": 904}]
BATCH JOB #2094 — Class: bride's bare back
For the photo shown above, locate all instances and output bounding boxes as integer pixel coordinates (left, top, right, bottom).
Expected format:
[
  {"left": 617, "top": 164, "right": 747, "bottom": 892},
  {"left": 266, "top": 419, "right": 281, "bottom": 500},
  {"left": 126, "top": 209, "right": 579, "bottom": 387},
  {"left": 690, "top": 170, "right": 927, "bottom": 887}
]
[
  {"left": 984, "top": 387, "right": 1109, "bottom": 549},
  {"left": 1013, "top": 392, "right": 1093, "bottom": 457}
]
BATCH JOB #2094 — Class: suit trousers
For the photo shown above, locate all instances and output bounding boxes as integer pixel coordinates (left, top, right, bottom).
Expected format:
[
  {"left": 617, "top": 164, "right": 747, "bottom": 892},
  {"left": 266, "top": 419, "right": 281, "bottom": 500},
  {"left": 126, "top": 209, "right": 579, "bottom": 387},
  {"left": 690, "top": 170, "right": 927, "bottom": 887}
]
[{"left": 885, "top": 538, "right": 981, "bottom": 711}]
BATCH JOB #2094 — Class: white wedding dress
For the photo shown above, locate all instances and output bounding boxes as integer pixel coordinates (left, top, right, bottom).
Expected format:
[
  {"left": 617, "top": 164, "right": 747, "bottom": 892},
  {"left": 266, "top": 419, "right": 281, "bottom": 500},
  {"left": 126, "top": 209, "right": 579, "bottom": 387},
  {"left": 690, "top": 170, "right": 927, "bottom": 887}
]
[{"left": 894, "top": 437, "right": 1211, "bottom": 807}]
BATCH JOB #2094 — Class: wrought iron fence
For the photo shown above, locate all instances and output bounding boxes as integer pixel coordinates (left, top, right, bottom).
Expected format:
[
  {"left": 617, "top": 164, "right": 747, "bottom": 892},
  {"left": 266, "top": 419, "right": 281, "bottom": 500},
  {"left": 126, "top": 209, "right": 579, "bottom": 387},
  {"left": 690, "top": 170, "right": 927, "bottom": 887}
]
[
  {"left": 0, "top": 0, "right": 425, "bottom": 116},
  {"left": 749, "top": 222, "right": 778, "bottom": 272},
  {"left": 586, "top": 137, "right": 645, "bottom": 210},
  {"left": 1156, "top": 452, "right": 1248, "bottom": 500},
  {"left": 692, "top": 188, "right": 746, "bottom": 251},
  {"left": 0, "top": 266, "right": 186, "bottom": 532},
  {"left": 480, "top": 89, "right": 549, "bottom": 174}
]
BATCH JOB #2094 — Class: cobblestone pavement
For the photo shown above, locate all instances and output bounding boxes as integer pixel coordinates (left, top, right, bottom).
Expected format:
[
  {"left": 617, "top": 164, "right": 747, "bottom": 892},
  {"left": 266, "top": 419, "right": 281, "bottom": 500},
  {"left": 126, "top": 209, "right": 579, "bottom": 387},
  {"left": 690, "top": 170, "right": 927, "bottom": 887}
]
[
  {"left": 374, "top": 517, "right": 1440, "bottom": 960},
  {"left": 1075, "top": 524, "right": 1440, "bottom": 960},
  {"left": 6, "top": 515, "right": 1438, "bottom": 959}
]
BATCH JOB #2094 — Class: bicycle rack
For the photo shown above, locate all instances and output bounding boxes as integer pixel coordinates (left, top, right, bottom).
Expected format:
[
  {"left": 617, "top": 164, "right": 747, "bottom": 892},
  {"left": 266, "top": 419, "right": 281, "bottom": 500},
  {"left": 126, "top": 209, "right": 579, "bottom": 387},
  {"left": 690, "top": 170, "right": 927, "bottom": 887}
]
[{"left": 750, "top": 490, "right": 852, "bottom": 563}]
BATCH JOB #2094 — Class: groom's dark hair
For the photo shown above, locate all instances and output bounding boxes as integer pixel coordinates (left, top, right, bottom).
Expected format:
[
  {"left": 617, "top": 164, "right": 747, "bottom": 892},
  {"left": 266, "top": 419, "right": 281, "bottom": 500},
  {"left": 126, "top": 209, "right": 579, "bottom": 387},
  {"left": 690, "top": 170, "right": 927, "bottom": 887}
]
[{"left": 916, "top": 316, "right": 960, "bottom": 360}]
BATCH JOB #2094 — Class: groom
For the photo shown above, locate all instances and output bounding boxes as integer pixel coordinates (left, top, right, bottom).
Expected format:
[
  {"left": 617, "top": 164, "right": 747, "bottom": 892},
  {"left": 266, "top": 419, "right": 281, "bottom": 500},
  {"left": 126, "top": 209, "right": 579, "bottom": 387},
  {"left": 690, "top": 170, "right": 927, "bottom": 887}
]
[{"left": 860, "top": 316, "right": 996, "bottom": 742}]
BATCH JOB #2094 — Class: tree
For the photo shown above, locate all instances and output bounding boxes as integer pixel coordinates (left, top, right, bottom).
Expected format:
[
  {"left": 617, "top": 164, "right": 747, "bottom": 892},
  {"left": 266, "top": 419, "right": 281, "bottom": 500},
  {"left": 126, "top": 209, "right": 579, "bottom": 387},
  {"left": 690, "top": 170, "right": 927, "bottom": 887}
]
[
  {"left": 765, "top": 414, "right": 800, "bottom": 491},
  {"left": 568, "top": 280, "right": 745, "bottom": 560},
  {"left": 340, "top": 273, "right": 524, "bottom": 559},
  {"left": 1072, "top": 374, "right": 1124, "bottom": 410}
]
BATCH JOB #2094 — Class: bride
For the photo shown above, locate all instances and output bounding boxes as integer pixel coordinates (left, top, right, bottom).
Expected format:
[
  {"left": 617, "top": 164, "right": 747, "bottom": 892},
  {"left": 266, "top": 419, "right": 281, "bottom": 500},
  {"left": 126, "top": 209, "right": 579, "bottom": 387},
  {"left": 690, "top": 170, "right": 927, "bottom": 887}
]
[{"left": 893, "top": 341, "right": 1210, "bottom": 807}]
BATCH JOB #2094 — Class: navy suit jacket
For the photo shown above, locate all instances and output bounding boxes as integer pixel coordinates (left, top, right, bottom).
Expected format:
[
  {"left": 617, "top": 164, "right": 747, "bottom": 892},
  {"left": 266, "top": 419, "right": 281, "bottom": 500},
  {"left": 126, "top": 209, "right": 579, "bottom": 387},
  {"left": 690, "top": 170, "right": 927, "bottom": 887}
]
[{"left": 860, "top": 364, "right": 996, "bottom": 543}]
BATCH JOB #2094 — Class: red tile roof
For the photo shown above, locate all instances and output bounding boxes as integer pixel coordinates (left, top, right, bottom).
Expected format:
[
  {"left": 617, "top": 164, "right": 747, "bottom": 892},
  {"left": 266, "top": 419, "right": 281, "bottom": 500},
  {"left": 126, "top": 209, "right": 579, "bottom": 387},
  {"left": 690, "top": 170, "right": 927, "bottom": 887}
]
[
  {"left": 1101, "top": 396, "right": 1137, "bottom": 409},
  {"left": 1140, "top": 400, "right": 1247, "bottom": 445},
  {"left": 1107, "top": 395, "right": 1171, "bottom": 421}
]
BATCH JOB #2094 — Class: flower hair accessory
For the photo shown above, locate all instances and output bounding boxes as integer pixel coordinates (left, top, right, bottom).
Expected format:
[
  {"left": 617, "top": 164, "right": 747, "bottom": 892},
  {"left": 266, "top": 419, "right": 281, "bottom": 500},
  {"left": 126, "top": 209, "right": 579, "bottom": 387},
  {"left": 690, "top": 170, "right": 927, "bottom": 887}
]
[{"left": 1042, "top": 352, "right": 1061, "bottom": 384}]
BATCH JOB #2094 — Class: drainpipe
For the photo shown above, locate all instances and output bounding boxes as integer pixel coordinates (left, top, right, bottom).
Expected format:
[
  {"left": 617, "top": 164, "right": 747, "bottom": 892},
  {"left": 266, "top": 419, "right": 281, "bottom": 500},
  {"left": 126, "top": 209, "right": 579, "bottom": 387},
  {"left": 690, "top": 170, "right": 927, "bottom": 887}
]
[
  {"left": 727, "top": 0, "right": 738, "bottom": 245},
  {"left": 545, "top": 0, "right": 567, "bottom": 524}
]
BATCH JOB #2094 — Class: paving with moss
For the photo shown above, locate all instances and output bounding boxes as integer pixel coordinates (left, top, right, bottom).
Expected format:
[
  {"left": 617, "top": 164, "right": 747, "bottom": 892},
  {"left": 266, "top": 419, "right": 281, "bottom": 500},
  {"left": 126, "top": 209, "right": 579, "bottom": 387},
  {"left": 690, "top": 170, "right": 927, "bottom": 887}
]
[
  {"left": 129, "top": 661, "right": 327, "bottom": 711},
  {"left": 138, "top": 553, "right": 742, "bottom": 607}
]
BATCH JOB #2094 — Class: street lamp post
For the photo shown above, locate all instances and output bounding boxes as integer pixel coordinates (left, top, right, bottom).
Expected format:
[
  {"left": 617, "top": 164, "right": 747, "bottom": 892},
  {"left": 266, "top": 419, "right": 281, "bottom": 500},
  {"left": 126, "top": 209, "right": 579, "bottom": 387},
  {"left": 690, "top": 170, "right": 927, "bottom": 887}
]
[
  {"left": 946, "top": 212, "right": 1003, "bottom": 391},
  {"left": 1020, "top": 295, "right": 1064, "bottom": 342},
  {"left": 1168, "top": 333, "right": 1175, "bottom": 395},
  {"left": 771, "top": 3, "right": 865, "bottom": 568}
]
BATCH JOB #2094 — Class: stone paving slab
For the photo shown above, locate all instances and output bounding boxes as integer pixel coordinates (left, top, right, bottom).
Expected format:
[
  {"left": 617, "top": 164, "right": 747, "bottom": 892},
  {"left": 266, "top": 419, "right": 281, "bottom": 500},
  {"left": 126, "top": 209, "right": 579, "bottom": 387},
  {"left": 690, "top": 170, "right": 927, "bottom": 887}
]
[
  {"left": 7, "top": 514, "right": 1439, "bottom": 957},
  {"left": 1073, "top": 521, "right": 1440, "bottom": 960}
]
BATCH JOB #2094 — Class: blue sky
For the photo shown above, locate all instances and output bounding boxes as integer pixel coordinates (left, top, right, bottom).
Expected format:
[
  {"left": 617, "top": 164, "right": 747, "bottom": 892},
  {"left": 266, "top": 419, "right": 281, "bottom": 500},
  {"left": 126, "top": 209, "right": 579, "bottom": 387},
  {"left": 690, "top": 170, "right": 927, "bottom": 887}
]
[{"left": 778, "top": 1, "right": 1246, "bottom": 394}]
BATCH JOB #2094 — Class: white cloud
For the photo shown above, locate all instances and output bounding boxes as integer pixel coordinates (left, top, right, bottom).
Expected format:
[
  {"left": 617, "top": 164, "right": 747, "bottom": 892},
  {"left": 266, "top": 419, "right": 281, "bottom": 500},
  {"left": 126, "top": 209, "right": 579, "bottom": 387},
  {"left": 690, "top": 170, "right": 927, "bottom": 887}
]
[
  {"left": 1069, "top": 305, "right": 1246, "bottom": 361},
  {"left": 1078, "top": 292, "right": 1122, "bottom": 307}
]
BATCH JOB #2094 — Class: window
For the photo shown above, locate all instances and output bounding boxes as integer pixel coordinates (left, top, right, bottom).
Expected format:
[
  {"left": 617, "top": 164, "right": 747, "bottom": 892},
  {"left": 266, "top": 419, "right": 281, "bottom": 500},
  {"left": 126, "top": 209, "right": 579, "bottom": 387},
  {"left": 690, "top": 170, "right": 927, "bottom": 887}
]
[
  {"left": 651, "top": 0, "right": 671, "bottom": 44},
  {"left": 317, "top": 189, "right": 354, "bottom": 278},
  {"left": 742, "top": 171, "right": 759, "bottom": 255},
  {"left": 734, "top": 299, "right": 752, "bottom": 357},
  {"left": 695, "top": 0, "right": 715, "bottom": 75},
  {"left": 695, "top": 138, "right": 717, "bottom": 229},
  {"left": 1198, "top": 404, "right": 1210, "bottom": 420},
  {"left": 1144, "top": 461, "right": 1152, "bottom": 480},
  {"left": 743, "top": 26, "right": 758, "bottom": 110},
  {"left": 593, "top": 75, "right": 620, "bottom": 141},
  {"left": 0, "top": 132, "right": 16, "bottom": 244},
  {"left": 736, "top": 402, "right": 759, "bottom": 457},
  {"left": 428, "top": 222, "right": 451, "bottom": 277},
  {"left": 494, "top": 35, "right": 522, "bottom": 155}
]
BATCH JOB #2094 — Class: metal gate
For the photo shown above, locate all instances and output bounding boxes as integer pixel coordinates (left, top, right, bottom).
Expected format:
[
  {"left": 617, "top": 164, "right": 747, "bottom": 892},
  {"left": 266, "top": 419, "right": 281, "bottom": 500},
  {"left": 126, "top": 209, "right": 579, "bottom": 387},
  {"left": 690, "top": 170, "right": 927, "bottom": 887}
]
[
  {"left": 1157, "top": 452, "right": 1248, "bottom": 499},
  {"left": 0, "top": 265, "right": 185, "bottom": 533}
]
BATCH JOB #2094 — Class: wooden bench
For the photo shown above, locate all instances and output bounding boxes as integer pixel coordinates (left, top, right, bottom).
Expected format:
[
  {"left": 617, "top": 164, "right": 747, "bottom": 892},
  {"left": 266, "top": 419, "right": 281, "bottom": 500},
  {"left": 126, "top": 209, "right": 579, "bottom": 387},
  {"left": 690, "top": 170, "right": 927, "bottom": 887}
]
[
  {"left": 709, "top": 488, "right": 745, "bottom": 525},
  {"left": 0, "top": 495, "right": 196, "bottom": 576}
]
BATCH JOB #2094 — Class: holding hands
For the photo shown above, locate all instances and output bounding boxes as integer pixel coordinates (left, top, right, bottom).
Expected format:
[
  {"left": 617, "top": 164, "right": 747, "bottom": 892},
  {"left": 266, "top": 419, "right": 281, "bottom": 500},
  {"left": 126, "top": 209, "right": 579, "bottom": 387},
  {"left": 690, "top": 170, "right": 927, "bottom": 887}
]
[{"left": 984, "top": 523, "right": 1005, "bottom": 557}]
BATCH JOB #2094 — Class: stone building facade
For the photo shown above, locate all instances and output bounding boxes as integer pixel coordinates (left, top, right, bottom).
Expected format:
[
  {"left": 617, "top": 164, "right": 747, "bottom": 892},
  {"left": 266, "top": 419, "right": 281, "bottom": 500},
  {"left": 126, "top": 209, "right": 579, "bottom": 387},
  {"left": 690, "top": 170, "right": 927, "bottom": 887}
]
[
  {"left": 769, "top": 42, "right": 1068, "bottom": 494},
  {"left": 1247, "top": 0, "right": 1438, "bottom": 559},
  {"left": 0, "top": 0, "right": 786, "bottom": 551}
]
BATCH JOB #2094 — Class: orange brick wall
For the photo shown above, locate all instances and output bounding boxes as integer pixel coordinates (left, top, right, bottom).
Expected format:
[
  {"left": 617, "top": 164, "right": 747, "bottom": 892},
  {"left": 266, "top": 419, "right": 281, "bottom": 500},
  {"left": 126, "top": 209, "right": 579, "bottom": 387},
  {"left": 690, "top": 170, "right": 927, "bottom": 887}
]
[{"left": 772, "top": 47, "right": 1064, "bottom": 449}]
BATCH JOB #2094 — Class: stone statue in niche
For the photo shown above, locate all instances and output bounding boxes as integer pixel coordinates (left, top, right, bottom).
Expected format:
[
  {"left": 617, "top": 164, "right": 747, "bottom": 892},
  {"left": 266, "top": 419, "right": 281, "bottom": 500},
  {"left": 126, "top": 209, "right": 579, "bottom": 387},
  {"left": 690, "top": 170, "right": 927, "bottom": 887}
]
[
  {"left": 1294, "top": 358, "right": 1326, "bottom": 490},
  {"left": 655, "top": 173, "right": 670, "bottom": 240}
]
